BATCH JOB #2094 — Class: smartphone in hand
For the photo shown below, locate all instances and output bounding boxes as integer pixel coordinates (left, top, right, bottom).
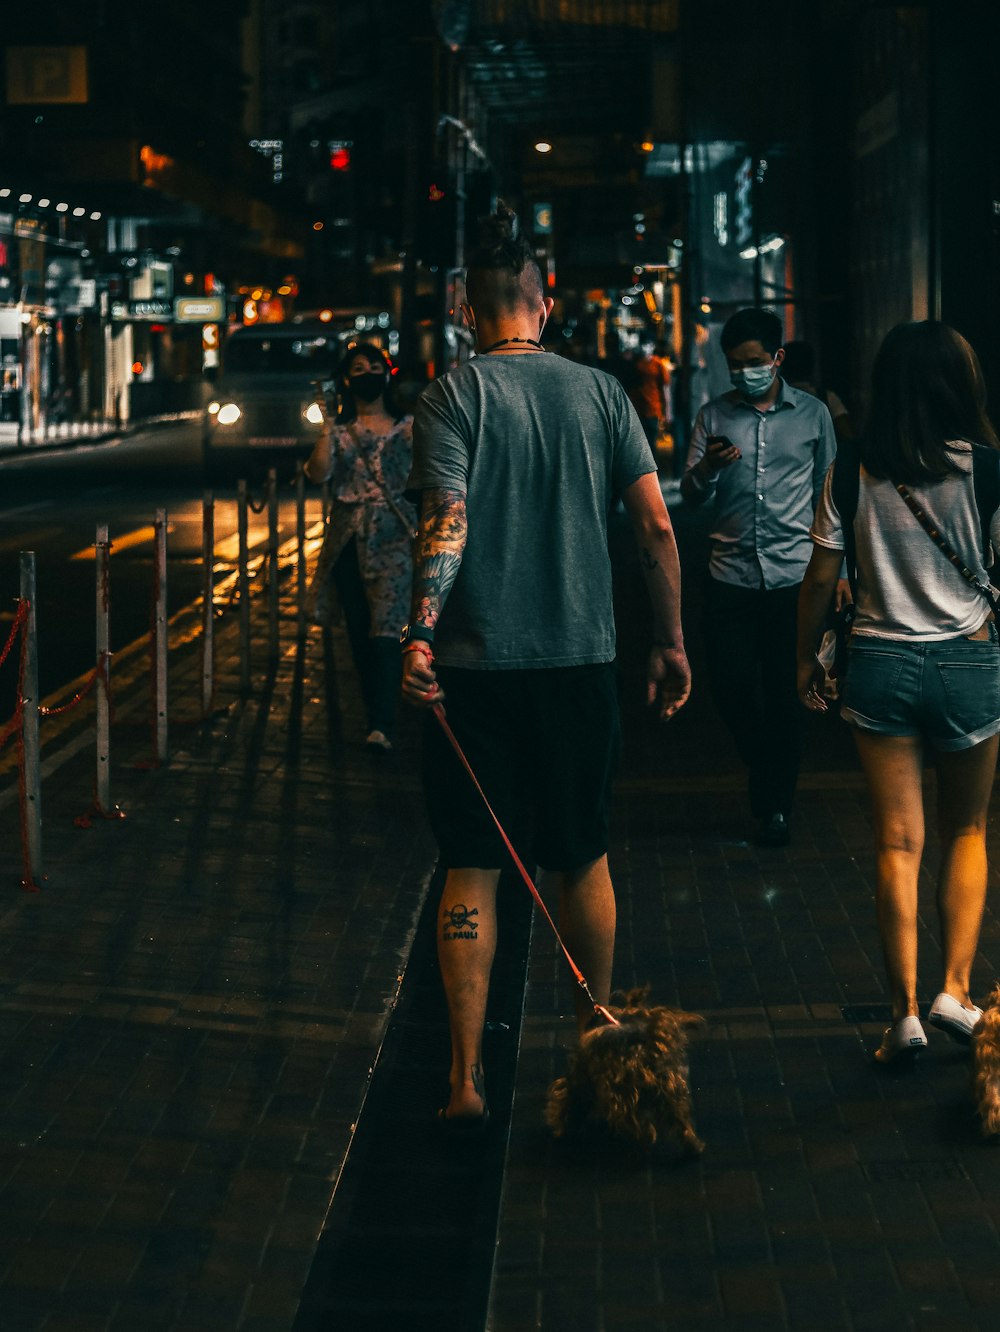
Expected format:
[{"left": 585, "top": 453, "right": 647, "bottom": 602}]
[{"left": 706, "top": 434, "right": 742, "bottom": 462}]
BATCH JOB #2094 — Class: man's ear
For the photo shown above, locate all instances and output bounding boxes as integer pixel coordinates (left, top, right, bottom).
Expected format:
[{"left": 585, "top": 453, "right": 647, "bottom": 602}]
[
  {"left": 773, "top": 347, "right": 785, "bottom": 367},
  {"left": 540, "top": 297, "right": 555, "bottom": 331}
]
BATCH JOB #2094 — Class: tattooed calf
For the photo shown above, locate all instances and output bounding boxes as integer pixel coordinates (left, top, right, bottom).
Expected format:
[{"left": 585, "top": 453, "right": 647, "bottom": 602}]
[{"left": 443, "top": 902, "right": 479, "bottom": 941}]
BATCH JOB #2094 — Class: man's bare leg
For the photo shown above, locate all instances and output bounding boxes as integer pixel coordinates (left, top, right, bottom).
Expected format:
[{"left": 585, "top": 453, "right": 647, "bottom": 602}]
[{"left": 437, "top": 866, "right": 501, "bottom": 1119}]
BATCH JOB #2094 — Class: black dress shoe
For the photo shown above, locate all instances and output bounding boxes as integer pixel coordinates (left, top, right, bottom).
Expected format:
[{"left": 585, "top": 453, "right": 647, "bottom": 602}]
[{"left": 755, "top": 813, "right": 790, "bottom": 847}]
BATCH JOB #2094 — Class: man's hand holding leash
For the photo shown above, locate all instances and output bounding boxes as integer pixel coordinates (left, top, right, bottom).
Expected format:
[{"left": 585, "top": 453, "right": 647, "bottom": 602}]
[{"left": 401, "top": 642, "right": 444, "bottom": 707}]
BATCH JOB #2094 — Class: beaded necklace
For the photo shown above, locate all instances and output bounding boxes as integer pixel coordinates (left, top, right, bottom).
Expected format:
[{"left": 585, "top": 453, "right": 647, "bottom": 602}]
[{"left": 478, "top": 336, "right": 545, "bottom": 354}]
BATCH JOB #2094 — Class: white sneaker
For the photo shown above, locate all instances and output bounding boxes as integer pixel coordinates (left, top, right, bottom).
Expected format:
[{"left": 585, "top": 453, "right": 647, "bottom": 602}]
[
  {"left": 928, "top": 992, "right": 983, "bottom": 1044},
  {"left": 874, "top": 1015, "right": 927, "bottom": 1064},
  {"left": 365, "top": 729, "right": 393, "bottom": 753}
]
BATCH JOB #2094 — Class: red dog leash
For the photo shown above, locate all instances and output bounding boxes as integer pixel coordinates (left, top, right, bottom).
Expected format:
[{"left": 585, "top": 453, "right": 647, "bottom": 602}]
[{"left": 432, "top": 701, "right": 619, "bottom": 1028}]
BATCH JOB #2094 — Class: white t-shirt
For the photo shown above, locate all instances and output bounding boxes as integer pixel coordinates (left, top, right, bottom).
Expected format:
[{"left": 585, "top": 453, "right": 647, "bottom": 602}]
[{"left": 811, "top": 441, "right": 1000, "bottom": 641}]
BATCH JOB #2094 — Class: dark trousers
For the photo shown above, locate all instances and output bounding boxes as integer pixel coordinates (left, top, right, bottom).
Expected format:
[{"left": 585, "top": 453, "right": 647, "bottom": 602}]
[
  {"left": 702, "top": 577, "right": 803, "bottom": 819},
  {"left": 333, "top": 539, "right": 400, "bottom": 739}
]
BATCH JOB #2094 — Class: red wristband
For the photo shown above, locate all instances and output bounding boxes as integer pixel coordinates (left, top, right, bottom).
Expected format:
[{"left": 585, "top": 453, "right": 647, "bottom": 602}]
[{"left": 402, "top": 641, "right": 434, "bottom": 660}]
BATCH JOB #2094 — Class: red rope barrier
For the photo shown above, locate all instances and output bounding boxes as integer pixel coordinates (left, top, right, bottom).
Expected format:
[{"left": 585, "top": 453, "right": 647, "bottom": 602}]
[
  {"left": 0, "top": 603, "right": 28, "bottom": 760},
  {"left": 0, "top": 600, "right": 28, "bottom": 674},
  {"left": 39, "top": 666, "right": 99, "bottom": 718},
  {"left": 247, "top": 479, "right": 271, "bottom": 515}
]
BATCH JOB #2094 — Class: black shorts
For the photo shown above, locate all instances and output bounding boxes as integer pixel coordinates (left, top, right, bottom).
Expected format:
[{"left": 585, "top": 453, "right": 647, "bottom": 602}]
[{"left": 422, "top": 662, "right": 622, "bottom": 873}]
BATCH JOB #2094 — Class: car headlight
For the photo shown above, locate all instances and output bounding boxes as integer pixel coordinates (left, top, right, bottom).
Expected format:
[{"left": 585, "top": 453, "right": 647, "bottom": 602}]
[
  {"left": 304, "top": 402, "right": 325, "bottom": 425},
  {"left": 207, "top": 400, "right": 220, "bottom": 415},
  {"left": 216, "top": 402, "right": 242, "bottom": 426}
]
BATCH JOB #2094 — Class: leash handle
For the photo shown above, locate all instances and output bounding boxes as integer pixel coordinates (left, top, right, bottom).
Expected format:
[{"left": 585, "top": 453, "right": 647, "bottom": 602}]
[{"left": 431, "top": 701, "right": 618, "bottom": 1026}]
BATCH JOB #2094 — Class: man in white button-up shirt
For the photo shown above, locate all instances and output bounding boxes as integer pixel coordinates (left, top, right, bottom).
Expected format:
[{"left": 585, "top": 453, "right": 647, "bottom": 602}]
[{"left": 681, "top": 307, "right": 844, "bottom": 846}]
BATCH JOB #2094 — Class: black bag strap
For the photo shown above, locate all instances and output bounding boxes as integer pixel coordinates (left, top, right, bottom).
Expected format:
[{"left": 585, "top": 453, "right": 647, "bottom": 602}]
[
  {"left": 895, "top": 482, "right": 1000, "bottom": 619},
  {"left": 832, "top": 439, "right": 1000, "bottom": 601}
]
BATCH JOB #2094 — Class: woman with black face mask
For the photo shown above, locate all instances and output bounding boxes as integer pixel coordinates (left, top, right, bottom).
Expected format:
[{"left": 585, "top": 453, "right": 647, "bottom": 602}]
[{"left": 305, "top": 343, "right": 415, "bottom": 753}]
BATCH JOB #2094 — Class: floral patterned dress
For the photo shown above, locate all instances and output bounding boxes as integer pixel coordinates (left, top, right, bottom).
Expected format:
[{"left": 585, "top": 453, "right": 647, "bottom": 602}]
[{"left": 310, "top": 416, "right": 416, "bottom": 637}]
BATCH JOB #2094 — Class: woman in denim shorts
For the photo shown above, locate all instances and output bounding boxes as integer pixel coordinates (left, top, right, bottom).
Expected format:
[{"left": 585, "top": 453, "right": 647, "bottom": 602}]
[{"left": 796, "top": 322, "right": 1000, "bottom": 1064}]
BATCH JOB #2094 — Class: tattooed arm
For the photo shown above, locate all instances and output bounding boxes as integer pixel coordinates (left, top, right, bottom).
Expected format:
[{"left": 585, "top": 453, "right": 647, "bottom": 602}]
[
  {"left": 401, "top": 487, "right": 468, "bottom": 707},
  {"left": 621, "top": 471, "right": 691, "bottom": 720}
]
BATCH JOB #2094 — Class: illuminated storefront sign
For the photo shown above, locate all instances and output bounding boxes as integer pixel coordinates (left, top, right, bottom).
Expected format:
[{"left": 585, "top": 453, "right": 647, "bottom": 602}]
[{"left": 175, "top": 297, "right": 225, "bottom": 322}]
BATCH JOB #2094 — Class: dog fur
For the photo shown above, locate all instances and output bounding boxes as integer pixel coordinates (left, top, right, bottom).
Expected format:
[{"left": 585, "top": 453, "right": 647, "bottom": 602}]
[
  {"left": 544, "top": 988, "right": 704, "bottom": 1154},
  {"left": 971, "top": 982, "right": 1000, "bottom": 1139}
]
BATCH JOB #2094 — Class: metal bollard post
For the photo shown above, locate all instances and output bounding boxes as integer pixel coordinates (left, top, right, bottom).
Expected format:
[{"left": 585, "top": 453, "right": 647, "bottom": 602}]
[
  {"left": 153, "top": 508, "right": 168, "bottom": 763},
  {"left": 201, "top": 491, "right": 214, "bottom": 717},
  {"left": 267, "top": 467, "right": 279, "bottom": 661},
  {"left": 237, "top": 479, "right": 251, "bottom": 693},
  {"left": 19, "top": 552, "right": 42, "bottom": 882},
  {"left": 95, "top": 524, "right": 111, "bottom": 813},
  {"left": 295, "top": 460, "right": 307, "bottom": 638}
]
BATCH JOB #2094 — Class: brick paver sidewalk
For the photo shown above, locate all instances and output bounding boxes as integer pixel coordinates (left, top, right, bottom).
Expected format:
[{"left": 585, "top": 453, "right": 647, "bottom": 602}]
[
  {"left": 490, "top": 496, "right": 1000, "bottom": 1331},
  {"left": 0, "top": 549, "right": 437, "bottom": 1330},
  {"left": 5, "top": 484, "right": 1000, "bottom": 1331}
]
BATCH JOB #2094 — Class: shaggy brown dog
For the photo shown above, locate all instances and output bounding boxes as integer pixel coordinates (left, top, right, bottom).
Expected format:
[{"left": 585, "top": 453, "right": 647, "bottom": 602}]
[
  {"left": 971, "top": 982, "right": 1000, "bottom": 1139},
  {"left": 545, "top": 988, "right": 704, "bottom": 1154}
]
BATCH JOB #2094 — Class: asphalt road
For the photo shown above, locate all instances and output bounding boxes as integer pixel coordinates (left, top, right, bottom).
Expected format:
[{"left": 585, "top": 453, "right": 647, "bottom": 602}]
[{"left": 0, "top": 423, "right": 322, "bottom": 720}]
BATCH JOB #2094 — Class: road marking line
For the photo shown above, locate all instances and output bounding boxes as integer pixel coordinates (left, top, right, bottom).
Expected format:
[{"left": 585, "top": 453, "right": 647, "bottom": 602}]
[
  {"left": 0, "top": 500, "right": 56, "bottom": 520},
  {"left": 70, "top": 524, "right": 162, "bottom": 560}
]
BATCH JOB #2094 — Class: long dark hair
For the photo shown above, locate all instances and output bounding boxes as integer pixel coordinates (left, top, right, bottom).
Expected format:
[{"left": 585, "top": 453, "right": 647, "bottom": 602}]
[
  {"left": 861, "top": 321, "right": 999, "bottom": 483},
  {"left": 334, "top": 341, "right": 404, "bottom": 424}
]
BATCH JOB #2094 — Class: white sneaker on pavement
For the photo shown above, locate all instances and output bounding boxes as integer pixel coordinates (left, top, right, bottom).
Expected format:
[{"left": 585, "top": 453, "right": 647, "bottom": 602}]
[
  {"left": 874, "top": 1015, "right": 927, "bottom": 1064},
  {"left": 928, "top": 992, "right": 983, "bottom": 1044}
]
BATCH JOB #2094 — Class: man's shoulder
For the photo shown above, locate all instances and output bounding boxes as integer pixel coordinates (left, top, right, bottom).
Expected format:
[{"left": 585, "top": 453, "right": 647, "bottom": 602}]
[
  {"left": 782, "top": 381, "right": 833, "bottom": 422},
  {"left": 532, "top": 354, "right": 624, "bottom": 393},
  {"left": 414, "top": 368, "right": 468, "bottom": 420},
  {"left": 701, "top": 388, "right": 743, "bottom": 417},
  {"left": 418, "top": 354, "right": 626, "bottom": 407}
]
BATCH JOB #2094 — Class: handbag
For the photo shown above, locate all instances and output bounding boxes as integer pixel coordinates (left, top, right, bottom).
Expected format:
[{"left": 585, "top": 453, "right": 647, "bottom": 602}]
[{"left": 894, "top": 483, "right": 1000, "bottom": 618}]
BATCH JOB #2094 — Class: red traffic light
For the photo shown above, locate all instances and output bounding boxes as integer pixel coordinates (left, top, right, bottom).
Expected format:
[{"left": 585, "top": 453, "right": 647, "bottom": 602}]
[
  {"left": 428, "top": 182, "right": 446, "bottom": 203},
  {"left": 330, "top": 146, "right": 351, "bottom": 172}
]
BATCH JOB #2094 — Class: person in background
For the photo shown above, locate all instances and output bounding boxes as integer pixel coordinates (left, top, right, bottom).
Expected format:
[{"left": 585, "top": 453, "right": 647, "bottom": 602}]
[
  {"left": 305, "top": 343, "right": 415, "bottom": 753},
  {"left": 401, "top": 200, "right": 690, "bottom": 1129},
  {"left": 628, "top": 337, "right": 671, "bottom": 455},
  {"left": 797, "top": 320, "right": 1000, "bottom": 1064},
  {"left": 681, "top": 307, "right": 846, "bottom": 847},
  {"left": 781, "top": 339, "right": 855, "bottom": 442}
]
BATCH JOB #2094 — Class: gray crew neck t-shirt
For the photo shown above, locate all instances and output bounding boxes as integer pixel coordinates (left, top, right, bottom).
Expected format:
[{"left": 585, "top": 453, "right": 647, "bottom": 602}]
[{"left": 408, "top": 353, "right": 656, "bottom": 669}]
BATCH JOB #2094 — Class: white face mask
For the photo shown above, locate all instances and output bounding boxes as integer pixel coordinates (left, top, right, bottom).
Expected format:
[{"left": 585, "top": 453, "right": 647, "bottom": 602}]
[{"left": 730, "top": 362, "right": 776, "bottom": 398}]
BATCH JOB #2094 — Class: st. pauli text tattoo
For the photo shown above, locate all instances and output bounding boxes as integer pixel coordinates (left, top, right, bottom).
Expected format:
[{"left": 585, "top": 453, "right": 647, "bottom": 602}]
[{"left": 442, "top": 903, "right": 479, "bottom": 941}]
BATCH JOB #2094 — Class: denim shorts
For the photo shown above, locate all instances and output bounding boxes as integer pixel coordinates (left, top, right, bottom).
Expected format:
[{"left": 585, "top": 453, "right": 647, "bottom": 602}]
[{"left": 841, "top": 625, "right": 1000, "bottom": 750}]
